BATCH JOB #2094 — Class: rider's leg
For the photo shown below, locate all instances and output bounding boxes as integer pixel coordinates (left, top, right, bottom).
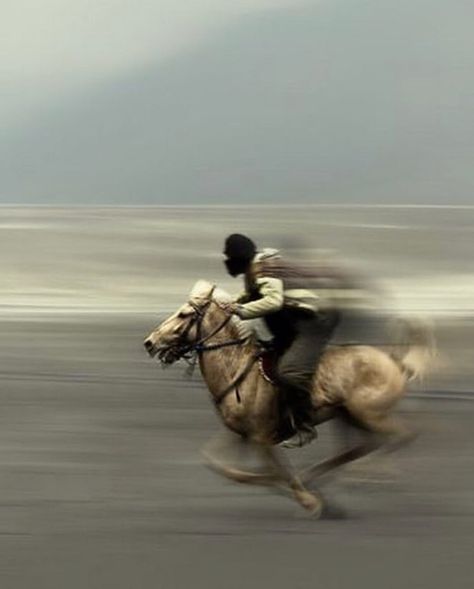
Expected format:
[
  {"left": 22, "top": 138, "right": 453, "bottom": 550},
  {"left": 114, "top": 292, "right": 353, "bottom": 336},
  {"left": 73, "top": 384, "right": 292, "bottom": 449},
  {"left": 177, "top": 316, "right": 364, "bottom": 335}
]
[{"left": 276, "top": 311, "right": 339, "bottom": 446}]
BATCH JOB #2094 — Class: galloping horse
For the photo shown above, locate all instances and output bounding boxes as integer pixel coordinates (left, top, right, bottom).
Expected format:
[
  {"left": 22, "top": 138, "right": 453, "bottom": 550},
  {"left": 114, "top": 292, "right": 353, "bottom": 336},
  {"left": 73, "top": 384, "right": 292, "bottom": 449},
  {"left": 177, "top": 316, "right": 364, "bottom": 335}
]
[{"left": 144, "top": 280, "right": 434, "bottom": 516}]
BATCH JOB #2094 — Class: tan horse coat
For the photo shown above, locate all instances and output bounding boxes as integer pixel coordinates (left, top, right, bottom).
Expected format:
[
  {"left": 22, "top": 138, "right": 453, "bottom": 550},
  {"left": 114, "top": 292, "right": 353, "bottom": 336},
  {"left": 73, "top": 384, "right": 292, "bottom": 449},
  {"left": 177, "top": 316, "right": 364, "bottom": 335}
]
[{"left": 144, "top": 280, "right": 434, "bottom": 515}]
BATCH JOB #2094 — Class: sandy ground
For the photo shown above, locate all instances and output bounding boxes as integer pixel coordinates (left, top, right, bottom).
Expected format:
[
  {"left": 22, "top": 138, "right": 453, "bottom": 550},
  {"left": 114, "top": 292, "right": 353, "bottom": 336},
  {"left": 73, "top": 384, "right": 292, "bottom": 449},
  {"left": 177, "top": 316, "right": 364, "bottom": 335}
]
[{"left": 0, "top": 314, "right": 473, "bottom": 589}]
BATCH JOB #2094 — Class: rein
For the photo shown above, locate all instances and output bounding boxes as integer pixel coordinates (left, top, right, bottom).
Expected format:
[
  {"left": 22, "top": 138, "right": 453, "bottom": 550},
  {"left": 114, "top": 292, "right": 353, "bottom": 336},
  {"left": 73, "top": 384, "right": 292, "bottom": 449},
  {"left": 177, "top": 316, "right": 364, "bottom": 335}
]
[
  {"left": 172, "top": 296, "right": 256, "bottom": 404},
  {"left": 182, "top": 300, "right": 248, "bottom": 354}
]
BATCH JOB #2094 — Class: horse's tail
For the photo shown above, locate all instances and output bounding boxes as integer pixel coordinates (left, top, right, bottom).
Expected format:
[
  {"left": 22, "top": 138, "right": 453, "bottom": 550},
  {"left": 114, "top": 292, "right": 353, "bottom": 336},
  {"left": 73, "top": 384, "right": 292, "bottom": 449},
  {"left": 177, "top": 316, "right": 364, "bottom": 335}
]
[{"left": 389, "top": 317, "right": 436, "bottom": 382}]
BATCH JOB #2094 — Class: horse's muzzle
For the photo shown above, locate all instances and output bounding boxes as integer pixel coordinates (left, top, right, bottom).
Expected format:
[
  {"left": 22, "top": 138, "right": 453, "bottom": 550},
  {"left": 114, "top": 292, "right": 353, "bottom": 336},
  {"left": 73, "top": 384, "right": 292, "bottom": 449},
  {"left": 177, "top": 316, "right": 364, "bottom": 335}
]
[
  {"left": 144, "top": 339, "right": 157, "bottom": 357},
  {"left": 157, "top": 347, "right": 180, "bottom": 364}
]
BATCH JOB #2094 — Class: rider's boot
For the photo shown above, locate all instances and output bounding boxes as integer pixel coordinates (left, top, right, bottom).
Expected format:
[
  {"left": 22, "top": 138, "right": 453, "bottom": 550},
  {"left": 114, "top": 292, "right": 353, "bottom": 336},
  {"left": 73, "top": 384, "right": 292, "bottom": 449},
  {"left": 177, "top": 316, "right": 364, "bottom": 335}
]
[{"left": 279, "top": 391, "right": 318, "bottom": 449}]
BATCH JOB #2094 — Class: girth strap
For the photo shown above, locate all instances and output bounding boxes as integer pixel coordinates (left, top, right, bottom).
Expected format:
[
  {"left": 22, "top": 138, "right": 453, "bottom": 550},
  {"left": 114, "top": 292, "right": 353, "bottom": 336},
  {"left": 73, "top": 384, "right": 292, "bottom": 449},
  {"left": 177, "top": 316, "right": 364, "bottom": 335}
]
[{"left": 213, "top": 351, "right": 261, "bottom": 406}]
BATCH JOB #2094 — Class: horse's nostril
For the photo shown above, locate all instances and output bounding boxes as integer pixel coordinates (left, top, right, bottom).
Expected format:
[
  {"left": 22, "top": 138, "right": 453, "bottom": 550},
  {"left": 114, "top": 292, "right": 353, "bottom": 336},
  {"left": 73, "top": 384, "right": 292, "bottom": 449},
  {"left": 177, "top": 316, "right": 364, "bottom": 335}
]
[{"left": 144, "top": 340, "right": 154, "bottom": 353}]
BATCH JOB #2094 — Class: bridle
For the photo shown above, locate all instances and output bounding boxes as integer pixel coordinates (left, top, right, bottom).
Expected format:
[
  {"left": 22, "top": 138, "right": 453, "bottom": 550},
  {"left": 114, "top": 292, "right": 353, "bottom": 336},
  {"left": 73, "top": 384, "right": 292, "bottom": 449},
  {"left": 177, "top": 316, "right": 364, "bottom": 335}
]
[
  {"left": 156, "top": 289, "right": 260, "bottom": 405},
  {"left": 157, "top": 289, "right": 247, "bottom": 363}
]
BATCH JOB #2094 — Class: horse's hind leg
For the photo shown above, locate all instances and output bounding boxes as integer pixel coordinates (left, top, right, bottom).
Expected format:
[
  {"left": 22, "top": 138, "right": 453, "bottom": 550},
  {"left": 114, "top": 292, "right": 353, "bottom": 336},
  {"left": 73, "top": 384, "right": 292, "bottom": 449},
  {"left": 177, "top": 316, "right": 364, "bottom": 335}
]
[
  {"left": 355, "top": 411, "right": 418, "bottom": 453},
  {"left": 300, "top": 430, "right": 380, "bottom": 484},
  {"left": 342, "top": 410, "right": 418, "bottom": 483}
]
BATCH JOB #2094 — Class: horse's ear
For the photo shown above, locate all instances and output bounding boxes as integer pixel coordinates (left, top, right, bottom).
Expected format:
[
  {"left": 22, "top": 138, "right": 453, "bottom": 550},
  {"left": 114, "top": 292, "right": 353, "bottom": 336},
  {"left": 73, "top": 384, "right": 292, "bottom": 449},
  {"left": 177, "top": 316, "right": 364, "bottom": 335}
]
[{"left": 190, "top": 279, "right": 215, "bottom": 299}]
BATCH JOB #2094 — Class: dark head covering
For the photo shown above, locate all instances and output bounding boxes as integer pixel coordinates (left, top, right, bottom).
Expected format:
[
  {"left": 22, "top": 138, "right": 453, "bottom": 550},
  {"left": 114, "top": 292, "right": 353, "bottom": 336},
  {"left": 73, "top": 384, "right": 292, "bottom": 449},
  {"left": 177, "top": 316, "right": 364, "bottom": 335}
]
[
  {"left": 223, "top": 234, "right": 257, "bottom": 276},
  {"left": 223, "top": 234, "right": 257, "bottom": 260}
]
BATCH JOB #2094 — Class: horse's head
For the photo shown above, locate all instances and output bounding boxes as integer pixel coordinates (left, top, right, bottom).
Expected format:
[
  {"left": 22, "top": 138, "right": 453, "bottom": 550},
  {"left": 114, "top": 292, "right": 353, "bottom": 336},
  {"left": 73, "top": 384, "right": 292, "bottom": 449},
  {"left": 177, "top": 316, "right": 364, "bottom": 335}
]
[{"left": 144, "top": 280, "right": 219, "bottom": 364}]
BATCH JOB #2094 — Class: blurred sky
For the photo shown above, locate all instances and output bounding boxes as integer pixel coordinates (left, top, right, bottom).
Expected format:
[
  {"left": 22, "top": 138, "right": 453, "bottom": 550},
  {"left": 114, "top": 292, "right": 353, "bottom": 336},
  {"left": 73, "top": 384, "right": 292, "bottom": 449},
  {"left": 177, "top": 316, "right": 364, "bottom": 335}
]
[{"left": 1, "top": 0, "right": 473, "bottom": 204}]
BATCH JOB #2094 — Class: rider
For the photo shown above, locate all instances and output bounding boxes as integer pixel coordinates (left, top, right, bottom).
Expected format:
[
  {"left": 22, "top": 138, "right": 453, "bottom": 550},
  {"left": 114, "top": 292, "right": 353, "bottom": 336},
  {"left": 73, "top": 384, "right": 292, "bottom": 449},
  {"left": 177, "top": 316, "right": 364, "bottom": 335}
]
[{"left": 223, "top": 233, "right": 340, "bottom": 447}]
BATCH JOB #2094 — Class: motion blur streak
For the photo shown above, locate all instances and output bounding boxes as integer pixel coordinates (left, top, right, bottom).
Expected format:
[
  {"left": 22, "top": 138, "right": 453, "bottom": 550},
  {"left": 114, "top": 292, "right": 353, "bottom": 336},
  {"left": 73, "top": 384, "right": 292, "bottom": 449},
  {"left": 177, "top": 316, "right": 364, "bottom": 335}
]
[{"left": 0, "top": 205, "right": 473, "bottom": 588}]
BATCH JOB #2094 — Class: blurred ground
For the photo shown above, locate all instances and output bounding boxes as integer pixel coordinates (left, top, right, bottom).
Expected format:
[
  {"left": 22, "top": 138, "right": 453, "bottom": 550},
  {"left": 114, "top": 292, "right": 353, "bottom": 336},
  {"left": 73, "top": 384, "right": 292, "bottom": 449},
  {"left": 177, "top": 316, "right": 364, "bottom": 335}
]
[
  {"left": 0, "top": 313, "right": 473, "bottom": 589},
  {"left": 1, "top": 206, "right": 473, "bottom": 587}
]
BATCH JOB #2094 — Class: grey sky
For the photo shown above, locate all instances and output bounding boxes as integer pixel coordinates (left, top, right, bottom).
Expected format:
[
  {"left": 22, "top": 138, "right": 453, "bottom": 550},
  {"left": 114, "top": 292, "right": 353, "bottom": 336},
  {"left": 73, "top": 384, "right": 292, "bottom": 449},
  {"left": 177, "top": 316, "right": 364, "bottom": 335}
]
[
  {"left": 2, "top": 0, "right": 299, "bottom": 129},
  {"left": 1, "top": 0, "right": 473, "bottom": 204}
]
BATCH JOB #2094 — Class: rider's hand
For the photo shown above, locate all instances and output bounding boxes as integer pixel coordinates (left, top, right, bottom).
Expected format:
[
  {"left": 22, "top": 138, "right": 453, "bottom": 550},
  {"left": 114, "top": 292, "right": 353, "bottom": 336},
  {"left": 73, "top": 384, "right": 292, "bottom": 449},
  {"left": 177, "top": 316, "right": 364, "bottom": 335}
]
[{"left": 221, "top": 302, "right": 240, "bottom": 316}]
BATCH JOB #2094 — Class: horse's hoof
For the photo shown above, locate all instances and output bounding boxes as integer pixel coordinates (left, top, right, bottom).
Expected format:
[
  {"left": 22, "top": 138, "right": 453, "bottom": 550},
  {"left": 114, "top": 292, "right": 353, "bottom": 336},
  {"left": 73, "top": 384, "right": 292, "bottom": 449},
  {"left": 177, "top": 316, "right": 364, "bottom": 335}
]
[
  {"left": 319, "top": 502, "right": 349, "bottom": 520},
  {"left": 296, "top": 491, "right": 324, "bottom": 518}
]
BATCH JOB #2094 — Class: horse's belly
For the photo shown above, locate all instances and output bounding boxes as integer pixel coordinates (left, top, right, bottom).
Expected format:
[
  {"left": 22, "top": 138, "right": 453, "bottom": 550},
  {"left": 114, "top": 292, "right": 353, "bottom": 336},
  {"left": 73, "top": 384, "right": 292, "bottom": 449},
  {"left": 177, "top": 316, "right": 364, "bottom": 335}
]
[{"left": 218, "top": 389, "right": 278, "bottom": 443}]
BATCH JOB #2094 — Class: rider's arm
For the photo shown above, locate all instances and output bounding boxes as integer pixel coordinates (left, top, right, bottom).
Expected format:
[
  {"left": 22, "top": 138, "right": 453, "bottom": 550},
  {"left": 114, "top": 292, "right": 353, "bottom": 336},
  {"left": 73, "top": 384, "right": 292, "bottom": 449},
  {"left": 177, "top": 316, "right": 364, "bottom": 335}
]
[
  {"left": 235, "top": 277, "right": 284, "bottom": 319},
  {"left": 234, "top": 290, "right": 250, "bottom": 304}
]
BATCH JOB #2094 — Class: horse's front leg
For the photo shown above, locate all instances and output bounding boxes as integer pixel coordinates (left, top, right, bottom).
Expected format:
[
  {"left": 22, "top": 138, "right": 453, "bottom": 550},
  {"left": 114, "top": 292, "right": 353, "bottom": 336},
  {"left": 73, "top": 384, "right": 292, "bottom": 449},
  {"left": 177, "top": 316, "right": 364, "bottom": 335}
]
[
  {"left": 201, "top": 432, "right": 324, "bottom": 515},
  {"left": 259, "top": 445, "right": 324, "bottom": 516},
  {"left": 201, "top": 430, "right": 278, "bottom": 486}
]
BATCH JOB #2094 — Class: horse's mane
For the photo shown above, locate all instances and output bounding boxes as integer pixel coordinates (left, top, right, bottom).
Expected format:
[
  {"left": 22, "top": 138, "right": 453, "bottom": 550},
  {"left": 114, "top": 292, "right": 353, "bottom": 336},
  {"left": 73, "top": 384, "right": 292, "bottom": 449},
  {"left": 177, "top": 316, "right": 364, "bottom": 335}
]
[
  {"left": 189, "top": 280, "right": 253, "bottom": 339},
  {"left": 189, "top": 279, "right": 231, "bottom": 302}
]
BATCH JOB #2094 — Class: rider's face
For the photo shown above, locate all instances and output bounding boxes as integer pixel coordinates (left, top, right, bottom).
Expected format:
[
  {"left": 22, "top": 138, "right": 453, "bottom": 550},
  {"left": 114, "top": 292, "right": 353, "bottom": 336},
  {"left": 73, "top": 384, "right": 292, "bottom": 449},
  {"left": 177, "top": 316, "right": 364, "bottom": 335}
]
[{"left": 224, "top": 257, "right": 250, "bottom": 277}]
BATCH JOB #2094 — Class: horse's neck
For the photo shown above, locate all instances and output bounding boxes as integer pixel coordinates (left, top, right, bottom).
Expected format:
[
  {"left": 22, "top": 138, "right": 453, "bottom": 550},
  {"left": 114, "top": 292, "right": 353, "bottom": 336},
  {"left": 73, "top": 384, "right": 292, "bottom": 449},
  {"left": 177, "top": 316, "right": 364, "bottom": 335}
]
[{"left": 198, "top": 307, "right": 252, "bottom": 397}]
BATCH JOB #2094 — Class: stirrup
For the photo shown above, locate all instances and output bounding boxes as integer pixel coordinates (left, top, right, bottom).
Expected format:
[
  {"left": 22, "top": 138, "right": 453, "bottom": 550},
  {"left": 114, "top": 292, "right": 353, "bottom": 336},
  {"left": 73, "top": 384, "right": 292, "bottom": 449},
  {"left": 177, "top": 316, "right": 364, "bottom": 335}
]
[{"left": 279, "top": 426, "right": 317, "bottom": 449}]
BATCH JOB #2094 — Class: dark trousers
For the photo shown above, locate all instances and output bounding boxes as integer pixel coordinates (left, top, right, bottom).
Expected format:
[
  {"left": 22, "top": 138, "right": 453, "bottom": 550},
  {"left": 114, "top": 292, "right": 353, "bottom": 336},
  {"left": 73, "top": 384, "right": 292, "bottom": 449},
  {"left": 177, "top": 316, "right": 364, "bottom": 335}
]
[{"left": 269, "top": 310, "right": 339, "bottom": 422}]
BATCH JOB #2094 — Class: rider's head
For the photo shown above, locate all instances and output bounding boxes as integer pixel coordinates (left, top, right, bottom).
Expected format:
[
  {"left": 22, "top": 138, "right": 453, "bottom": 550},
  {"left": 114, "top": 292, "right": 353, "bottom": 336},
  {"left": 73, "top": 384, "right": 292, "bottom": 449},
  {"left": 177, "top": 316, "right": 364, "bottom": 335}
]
[{"left": 223, "top": 234, "right": 257, "bottom": 277}]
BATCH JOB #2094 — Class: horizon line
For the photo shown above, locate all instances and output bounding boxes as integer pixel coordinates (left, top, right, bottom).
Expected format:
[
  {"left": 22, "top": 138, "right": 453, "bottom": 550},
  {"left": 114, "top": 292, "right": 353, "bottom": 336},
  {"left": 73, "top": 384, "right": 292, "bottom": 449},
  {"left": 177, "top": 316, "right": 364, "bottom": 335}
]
[{"left": 1, "top": 203, "right": 474, "bottom": 210}]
